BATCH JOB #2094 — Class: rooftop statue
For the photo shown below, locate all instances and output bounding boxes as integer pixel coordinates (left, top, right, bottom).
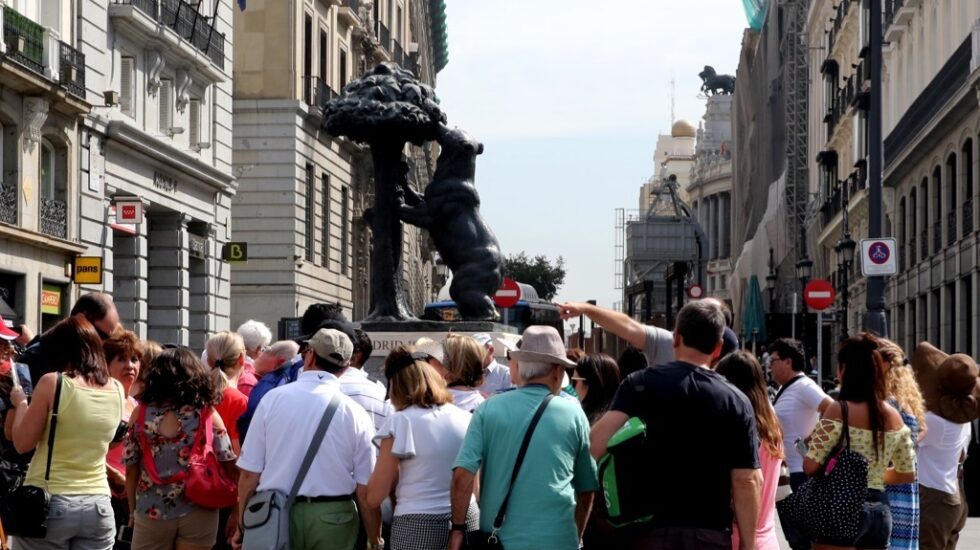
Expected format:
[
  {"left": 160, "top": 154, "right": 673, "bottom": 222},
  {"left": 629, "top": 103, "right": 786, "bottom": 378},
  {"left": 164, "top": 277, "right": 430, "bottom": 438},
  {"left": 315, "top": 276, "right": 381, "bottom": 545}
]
[{"left": 698, "top": 66, "right": 736, "bottom": 96}]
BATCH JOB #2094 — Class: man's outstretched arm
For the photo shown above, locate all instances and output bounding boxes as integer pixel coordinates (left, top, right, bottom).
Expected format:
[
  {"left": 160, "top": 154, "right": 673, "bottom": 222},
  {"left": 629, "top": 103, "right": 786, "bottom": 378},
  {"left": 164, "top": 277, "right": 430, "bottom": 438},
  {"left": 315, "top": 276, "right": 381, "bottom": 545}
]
[{"left": 556, "top": 302, "right": 647, "bottom": 349}]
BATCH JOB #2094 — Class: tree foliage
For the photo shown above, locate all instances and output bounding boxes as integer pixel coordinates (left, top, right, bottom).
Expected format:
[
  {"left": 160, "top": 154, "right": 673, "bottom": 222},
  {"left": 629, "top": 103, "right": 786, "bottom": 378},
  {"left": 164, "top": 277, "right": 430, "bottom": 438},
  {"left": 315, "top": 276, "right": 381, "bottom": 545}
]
[{"left": 503, "top": 252, "right": 566, "bottom": 301}]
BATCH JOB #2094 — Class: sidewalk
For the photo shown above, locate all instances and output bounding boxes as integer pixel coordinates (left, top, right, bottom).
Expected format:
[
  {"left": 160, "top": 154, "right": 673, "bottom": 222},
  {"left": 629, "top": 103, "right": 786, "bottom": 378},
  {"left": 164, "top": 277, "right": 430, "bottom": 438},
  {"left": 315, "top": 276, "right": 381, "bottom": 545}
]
[{"left": 776, "top": 517, "right": 980, "bottom": 548}]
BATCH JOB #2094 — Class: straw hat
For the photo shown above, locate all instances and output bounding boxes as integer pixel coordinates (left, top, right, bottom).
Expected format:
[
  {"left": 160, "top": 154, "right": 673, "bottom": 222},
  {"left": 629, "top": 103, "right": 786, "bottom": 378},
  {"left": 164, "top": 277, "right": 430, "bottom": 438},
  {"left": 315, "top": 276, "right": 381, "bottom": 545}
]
[
  {"left": 508, "top": 326, "right": 575, "bottom": 368},
  {"left": 910, "top": 341, "right": 980, "bottom": 423}
]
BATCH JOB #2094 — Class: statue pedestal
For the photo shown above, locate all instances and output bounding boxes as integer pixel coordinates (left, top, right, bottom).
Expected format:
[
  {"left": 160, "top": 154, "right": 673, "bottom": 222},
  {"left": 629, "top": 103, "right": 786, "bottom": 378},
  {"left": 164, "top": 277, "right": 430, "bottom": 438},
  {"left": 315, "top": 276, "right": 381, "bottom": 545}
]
[{"left": 359, "top": 321, "right": 518, "bottom": 381}]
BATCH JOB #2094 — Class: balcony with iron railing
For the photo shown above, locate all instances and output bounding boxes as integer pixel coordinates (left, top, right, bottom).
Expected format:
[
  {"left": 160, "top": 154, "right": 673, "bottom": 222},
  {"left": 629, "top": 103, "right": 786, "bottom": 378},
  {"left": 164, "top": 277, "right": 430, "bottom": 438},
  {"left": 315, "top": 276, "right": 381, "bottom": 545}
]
[
  {"left": 59, "top": 41, "right": 85, "bottom": 98},
  {"left": 0, "top": 182, "right": 16, "bottom": 226},
  {"left": 303, "top": 75, "right": 338, "bottom": 110},
  {"left": 39, "top": 197, "right": 67, "bottom": 239},
  {"left": 3, "top": 5, "right": 44, "bottom": 73},
  {"left": 111, "top": 0, "right": 225, "bottom": 72}
]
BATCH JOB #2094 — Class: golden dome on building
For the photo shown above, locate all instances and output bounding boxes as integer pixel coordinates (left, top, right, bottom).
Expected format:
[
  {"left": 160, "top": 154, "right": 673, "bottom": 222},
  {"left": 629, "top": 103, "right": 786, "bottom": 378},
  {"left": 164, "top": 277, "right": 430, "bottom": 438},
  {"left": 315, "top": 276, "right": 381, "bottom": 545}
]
[{"left": 671, "top": 119, "right": 697, "bottom": 138}]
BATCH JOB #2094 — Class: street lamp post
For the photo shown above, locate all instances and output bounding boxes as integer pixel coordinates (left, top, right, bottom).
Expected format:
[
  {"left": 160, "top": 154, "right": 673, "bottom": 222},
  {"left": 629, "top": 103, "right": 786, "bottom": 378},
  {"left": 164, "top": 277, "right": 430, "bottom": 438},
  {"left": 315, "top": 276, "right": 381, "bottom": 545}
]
[
  {"left": 796, "top": 228, "right": 813, "bottom": 366},
  {"left": 863, "top": 0, "right": 888, "bottom": 335},
  {"left": 836, "top": 190, "right": 857, "bottom": 339}
]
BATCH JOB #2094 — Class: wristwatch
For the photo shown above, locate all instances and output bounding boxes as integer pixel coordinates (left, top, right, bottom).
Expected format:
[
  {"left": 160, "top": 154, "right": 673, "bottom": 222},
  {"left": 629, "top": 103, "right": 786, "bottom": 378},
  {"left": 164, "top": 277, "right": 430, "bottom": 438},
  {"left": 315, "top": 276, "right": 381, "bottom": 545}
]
[
  {"left": 450, "top": 522, "right": 468, "bottom": 532},
  {"left": 367, "top": 539, "right": 384, "bottom": 550}
]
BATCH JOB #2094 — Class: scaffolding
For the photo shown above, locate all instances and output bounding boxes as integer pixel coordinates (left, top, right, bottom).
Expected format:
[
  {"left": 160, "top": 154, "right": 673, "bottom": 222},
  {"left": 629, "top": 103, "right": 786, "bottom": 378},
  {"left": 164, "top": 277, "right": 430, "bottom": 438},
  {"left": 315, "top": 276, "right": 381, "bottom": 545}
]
[{"left": 782, "top": 0, "right": 810, "bottom": 274}]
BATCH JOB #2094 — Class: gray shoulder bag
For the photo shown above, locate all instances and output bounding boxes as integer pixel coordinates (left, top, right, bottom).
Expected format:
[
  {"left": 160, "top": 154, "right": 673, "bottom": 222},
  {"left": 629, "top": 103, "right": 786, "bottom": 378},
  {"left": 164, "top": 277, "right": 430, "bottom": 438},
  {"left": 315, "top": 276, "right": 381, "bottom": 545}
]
[{"left": 242, "top": 392, "right": 343, "bottom": 550}]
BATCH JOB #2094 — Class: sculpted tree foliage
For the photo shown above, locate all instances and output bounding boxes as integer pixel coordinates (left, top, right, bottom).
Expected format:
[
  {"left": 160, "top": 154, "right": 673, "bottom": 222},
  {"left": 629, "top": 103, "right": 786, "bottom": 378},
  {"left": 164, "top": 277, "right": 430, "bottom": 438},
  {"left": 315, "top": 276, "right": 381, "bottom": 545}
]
[
  {"left": 503, "top": 253, "right": 567, "bottom": 301},
  {"left": 323, "top": 64, "right": 446, "bottom": 322}
]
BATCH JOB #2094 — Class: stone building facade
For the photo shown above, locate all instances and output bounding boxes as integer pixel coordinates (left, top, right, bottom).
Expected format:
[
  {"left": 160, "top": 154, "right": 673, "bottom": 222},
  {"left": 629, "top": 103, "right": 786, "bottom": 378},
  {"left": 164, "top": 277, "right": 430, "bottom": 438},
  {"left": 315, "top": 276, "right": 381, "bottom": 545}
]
[
  {"left": 231, "top": 0, "right": 447, "bottom": 329},
  {"left": 688, "top": 95, "right": 734, "bottom": 301}
]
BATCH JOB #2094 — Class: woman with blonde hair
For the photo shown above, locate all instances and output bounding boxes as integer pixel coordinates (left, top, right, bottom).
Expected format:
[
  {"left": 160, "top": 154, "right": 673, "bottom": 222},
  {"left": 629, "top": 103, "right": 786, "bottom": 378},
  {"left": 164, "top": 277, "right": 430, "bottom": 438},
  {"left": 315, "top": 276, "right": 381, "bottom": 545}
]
[
  {"left": 366, "top": 346, "right": 477, "bottom": 549},
  {"left": 877, "top": 338, "right": 926, "bottom": 550},
  {"left": 442, "top": 334, "right": 486, "bottom": 412},
  {"left": 205, "top": 332, "right": 248, "bottom": 453}
]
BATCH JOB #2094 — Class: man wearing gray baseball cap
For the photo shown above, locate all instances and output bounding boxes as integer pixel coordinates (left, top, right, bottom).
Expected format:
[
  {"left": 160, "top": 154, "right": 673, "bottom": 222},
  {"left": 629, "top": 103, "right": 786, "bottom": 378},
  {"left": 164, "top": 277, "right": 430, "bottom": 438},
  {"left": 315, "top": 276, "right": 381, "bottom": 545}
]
[{"left": 236, "top": 329, "right": 383, "bottom": 550}]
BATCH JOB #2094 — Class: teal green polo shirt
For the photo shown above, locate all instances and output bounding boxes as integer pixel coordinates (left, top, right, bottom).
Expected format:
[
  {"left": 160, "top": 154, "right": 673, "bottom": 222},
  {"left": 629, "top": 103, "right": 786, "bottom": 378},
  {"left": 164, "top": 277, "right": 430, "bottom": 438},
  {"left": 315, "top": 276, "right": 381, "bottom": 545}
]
[{"left": 454, "top": 385, "right": 598, "bottom": 550}]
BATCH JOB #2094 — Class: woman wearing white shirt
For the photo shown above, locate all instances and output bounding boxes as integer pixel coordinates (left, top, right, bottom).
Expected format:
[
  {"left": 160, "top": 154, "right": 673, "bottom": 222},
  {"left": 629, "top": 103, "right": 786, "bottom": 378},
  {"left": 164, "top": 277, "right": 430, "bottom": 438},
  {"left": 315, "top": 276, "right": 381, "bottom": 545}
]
[{"left": 367, "top": 346, "right": 479, "bottom": 550}]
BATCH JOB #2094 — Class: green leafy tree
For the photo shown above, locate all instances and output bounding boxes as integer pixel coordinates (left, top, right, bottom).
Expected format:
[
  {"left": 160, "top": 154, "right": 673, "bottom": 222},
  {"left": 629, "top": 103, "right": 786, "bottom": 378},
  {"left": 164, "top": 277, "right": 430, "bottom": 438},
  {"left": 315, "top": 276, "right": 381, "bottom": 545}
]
[{"left": 503, "top": 252, "right": 566, "bottom": 301}]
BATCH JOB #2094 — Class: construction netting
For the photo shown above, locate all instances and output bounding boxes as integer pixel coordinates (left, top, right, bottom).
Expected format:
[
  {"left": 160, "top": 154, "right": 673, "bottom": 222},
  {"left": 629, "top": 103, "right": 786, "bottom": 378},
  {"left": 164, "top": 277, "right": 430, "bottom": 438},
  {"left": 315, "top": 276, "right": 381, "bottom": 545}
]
[{"left": 741, "top": 0, "right": 768, "bottom": 31}]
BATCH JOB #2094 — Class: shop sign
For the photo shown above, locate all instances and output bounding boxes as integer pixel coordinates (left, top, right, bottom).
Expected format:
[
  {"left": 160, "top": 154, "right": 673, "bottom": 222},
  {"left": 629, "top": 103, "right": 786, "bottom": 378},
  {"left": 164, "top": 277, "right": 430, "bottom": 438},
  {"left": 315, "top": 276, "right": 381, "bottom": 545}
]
[
  {"left": 73, "top": 256, "right": 103, "bottom": 284},
  {"left": 41, "top": 285, "right": 61, "bottom": 315},
  {"left": 188, "top": 234, "right": 207, "bottom": 260},
  {"left": 114, "top": 200, "right": 143, "bottom": 225}
]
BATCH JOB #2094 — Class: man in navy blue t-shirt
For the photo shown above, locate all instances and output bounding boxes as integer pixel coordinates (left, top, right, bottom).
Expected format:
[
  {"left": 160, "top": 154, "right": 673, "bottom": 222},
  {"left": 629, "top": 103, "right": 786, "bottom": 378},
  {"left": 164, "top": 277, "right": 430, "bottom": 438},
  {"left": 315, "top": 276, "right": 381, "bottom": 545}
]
[{"left": 590, "top": 300, "right": 762, "bottom": 550}]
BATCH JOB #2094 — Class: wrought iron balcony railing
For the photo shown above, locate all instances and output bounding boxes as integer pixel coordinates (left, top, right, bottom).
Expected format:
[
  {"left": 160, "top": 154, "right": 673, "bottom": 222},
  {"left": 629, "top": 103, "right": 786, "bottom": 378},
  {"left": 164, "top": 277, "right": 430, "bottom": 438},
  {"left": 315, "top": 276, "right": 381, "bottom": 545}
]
[
  {"left": 303, "top": 75, "right": 338, "bottom": 109},
  {"left": 116, "top": 0, "right": 224, "bottom": 70},
  {"left": 39, "top": 197, "right": 67, "bottom": 239},
  {"left": 0, "top": 183, "right": 16, "bottom": 226},
  {"left": 59, "top": 41, "right": 85, "bottom": 98},
  {"left": 3, "top": 6, "right": 44, "bottom": 74}
]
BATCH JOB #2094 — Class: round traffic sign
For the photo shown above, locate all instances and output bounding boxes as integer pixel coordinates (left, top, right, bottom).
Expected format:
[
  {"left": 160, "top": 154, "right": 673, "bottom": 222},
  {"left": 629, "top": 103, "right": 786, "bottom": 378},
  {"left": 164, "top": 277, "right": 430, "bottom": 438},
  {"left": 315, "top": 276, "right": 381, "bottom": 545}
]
[
  {"left": 867, "top": 241, "right": 891, "bottom": 265},
  {"left": 804, "top": 279, "right": 835, "bottom": 311},
  {"left": 493, "top": 277, "right": 522, "bottom": 308},
  {"left": 687, "top": 284, "right": 704, "bottom": 299}
]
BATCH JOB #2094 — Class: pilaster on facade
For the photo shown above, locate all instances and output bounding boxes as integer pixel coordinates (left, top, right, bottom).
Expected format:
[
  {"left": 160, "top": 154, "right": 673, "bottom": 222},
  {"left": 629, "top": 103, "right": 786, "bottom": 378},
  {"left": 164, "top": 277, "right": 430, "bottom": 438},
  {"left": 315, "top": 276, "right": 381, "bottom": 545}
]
[{"left": 147, "top": 212, "right": 191, "bottom": 345}]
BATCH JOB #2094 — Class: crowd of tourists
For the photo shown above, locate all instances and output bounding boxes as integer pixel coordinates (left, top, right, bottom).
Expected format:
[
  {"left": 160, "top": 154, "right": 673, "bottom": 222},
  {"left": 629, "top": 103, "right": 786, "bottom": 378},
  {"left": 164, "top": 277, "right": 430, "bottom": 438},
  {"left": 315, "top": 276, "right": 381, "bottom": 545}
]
[{"left": 0, "top": 292, "right": 977, "bottom": 550}]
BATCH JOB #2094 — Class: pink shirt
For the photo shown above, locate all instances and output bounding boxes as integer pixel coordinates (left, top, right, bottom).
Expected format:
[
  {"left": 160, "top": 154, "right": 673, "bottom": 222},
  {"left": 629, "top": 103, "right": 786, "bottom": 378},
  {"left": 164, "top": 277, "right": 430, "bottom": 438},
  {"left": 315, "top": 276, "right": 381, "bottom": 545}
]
[
  {"left": 732, "top": 444, "right": 782, "bottom": 550},
  {"left": 238, "top": 359, "right": 258, "bottom": 397}
]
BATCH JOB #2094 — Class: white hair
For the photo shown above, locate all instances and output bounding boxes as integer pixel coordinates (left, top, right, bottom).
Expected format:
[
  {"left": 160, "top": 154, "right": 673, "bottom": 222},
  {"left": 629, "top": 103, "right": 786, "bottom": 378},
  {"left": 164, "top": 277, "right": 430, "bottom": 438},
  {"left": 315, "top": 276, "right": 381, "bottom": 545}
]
[
  {"left": 518, "top": 360, "right": 558, "bottom": 381},
  {"left": 237, "top": 320, "right": 272, "bottom": 351},
  {"left": 266, "top": 340, "right": 300, "bottom": 362}
]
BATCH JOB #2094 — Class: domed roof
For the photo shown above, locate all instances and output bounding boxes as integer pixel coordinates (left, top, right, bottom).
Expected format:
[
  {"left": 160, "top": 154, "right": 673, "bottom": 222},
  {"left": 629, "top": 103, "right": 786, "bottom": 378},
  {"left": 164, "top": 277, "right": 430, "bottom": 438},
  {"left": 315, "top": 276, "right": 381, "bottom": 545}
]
[{"left": 671, "top": 119, "right": 697, "bottom": 138}]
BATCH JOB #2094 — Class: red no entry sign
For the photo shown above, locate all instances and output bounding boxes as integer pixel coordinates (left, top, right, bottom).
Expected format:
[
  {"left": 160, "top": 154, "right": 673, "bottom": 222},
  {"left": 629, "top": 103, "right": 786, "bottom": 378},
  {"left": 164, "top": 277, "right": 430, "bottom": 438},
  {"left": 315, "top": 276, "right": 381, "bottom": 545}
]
[
  {"left": 804, "top": 279, "right": 835, "bottom": 311},
  {"left": 687, "top": 284, "right": 704, "bottom": 299},
  {"left": 493, "top": 277, "right": 522, "bottom": 308}
]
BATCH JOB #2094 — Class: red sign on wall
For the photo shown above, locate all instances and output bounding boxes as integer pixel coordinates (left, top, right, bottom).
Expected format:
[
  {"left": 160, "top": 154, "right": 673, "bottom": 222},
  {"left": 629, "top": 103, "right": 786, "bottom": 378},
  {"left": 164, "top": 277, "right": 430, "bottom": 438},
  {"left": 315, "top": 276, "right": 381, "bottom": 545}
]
[{"left": 114, "top": 200, "right": 143, "bottom": 225}]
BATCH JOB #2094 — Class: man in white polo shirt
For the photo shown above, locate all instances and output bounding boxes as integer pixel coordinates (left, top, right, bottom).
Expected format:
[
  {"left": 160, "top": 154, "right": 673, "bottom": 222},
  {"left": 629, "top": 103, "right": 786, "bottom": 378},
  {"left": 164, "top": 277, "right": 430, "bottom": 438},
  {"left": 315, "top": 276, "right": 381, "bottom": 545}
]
[
  {"left": 237, "top": 328, "right": 382, "bottom": 550},
  {"left": 769, "top": 337, "right": 831, "bottom": 550}
]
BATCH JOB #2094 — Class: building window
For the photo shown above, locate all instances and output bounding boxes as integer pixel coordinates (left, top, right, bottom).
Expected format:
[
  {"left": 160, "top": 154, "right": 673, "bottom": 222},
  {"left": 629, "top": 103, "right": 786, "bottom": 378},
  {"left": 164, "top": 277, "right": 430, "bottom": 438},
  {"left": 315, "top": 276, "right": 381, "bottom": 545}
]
[
  {"left": 396, "top": 4, "right": 403, "bottom": 43},
  {"left": 120, "top": 56, "right": 135, "bottom": 117},
  {"left": 319, "top": 29, "right": 328, "bottom": 83},
  {"left": 341, "top": 185, "right": 350, "bottom": 275},
  {"left": 963, "top": 139, "right": 974, "bottom": 236},
  {"left": 188, "top": 98, "right": 201, "bottom": 148},
  {"left": 321, "top": 173, "right": 331, "bottom": 269},
  {"left": 159, "top": 79, "right": 173, "bottom": 133},
  {"left": 946, "top": 283, "right": 956, "bottom": 351},
  {"left": 932, "top": 166, "right": 942, "bottom": 253},
  {"left": 303, "top": 13, "right": 313, "bottom": 103},
  {"left": 305, "top": 163, "right": 315, "bottom": 262},
  {"left": 40, "top": 140, "right": 55, "bottom": 200},
  {"left": 339, "top": 48, "right": 348, "bottom": 90},
  {"left": 38, "top": 138, "right": 67, "bottom": 239},
  {"left": 947, "top": 153, "right": 957, "bottom": 246}
]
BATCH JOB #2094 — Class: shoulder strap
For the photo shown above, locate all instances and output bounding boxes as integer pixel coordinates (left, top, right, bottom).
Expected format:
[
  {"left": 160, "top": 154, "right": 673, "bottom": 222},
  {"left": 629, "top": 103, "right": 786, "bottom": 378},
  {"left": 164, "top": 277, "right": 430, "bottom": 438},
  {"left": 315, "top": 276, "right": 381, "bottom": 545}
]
[
  {"left": 773, "top": 374, "right": 803, "bottom": 405},
  {"left": 491, "top": 393, "right": 554, "bottom": 533},
  {"left": 44, "top": 373, "right": 63, "bottom": 482},
  {"left": 286, "top": 392, "right": 343, "bottom": 506}
]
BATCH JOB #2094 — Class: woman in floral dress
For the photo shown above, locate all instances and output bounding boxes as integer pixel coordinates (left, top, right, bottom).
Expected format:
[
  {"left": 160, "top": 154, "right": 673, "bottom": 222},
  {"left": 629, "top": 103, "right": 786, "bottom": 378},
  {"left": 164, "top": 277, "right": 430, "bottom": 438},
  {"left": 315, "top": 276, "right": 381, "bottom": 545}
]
[{"left": 124, "top": 347, "right": 237, "bottom": 550}]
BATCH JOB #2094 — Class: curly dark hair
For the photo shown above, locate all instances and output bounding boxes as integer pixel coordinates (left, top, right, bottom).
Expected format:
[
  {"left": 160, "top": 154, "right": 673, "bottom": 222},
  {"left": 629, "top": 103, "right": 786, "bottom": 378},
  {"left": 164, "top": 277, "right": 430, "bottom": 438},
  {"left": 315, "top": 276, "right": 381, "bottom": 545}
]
[{"left": 138, "top": 347, "right": 221, "bottom": 409}]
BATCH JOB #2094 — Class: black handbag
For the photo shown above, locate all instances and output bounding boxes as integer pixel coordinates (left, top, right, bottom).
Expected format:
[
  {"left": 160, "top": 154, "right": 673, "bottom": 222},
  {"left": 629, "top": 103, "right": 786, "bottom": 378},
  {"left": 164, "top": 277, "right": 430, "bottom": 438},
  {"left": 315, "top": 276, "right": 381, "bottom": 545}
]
[
  {"left": 776, "top": 400, "right": 869, "bottom": 542},
  {"left": 465, "top": 394, "right": 554, "bottom": 550},
  {"left": 0, "top": 373, "right": 63, "bottom": 539}
]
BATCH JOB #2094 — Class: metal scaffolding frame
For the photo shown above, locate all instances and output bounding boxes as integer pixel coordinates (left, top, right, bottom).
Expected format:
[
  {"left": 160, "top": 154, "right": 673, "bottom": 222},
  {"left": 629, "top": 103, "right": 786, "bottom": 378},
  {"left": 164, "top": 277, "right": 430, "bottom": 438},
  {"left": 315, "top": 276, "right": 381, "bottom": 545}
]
[{"left": 782, "top": 0, "right": 811, "bottom": 274}]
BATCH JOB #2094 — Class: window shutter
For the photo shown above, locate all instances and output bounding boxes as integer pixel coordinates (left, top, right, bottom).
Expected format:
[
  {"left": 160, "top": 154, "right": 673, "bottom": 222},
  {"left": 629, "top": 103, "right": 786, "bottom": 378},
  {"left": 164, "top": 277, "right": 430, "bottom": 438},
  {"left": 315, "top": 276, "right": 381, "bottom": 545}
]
[
  {"left": 189, "top": 99, "right": 201, "bottom": 146},
  {"left": 121, "top": 56, "right": 135, "bottom": 115},
  {"left": 159, "top": 79, "right": 173, "bottom": 132}
]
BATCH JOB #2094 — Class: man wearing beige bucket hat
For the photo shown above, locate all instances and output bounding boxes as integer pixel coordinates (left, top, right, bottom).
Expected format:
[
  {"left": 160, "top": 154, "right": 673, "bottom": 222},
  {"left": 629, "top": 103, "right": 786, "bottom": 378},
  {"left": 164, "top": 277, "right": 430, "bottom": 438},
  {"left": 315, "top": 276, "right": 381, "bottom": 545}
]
[
  {"left": 910, "top": 342, "right": 980, "bottom": 550},
  {"left": 449, "top": 325, "right": 597, "bottom": 550}
]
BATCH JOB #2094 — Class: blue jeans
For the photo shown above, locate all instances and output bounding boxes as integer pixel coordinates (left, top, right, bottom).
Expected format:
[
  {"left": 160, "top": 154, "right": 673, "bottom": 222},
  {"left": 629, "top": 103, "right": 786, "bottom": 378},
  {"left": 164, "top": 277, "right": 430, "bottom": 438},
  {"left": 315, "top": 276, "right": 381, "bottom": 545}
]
[{"left": 13, "top": 494, "right": 116, "bottom": 550}]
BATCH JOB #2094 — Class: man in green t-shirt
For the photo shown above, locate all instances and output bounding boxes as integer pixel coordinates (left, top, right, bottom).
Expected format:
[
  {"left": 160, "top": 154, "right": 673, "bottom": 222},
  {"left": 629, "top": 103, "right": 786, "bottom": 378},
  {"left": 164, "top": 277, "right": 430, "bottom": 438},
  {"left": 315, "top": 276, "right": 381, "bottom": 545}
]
[{"left": 449, "top": 326, "right": 597, "bottom": 550}]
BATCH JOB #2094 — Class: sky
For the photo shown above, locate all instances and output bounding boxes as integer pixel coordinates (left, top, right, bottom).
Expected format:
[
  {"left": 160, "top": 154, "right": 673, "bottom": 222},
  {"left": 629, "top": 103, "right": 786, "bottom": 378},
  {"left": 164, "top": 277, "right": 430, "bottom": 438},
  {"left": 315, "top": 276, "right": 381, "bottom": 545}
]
[{"left": 435, "top": 0, "right": 750, "bottom": 315}]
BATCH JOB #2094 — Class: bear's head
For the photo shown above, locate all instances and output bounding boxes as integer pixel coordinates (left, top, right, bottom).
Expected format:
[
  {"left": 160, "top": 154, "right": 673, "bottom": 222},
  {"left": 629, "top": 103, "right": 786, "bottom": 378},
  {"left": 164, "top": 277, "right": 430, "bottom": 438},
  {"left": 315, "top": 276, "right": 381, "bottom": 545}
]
[{"left": 433, "top": 126, "right": 483, "bottom": 181}]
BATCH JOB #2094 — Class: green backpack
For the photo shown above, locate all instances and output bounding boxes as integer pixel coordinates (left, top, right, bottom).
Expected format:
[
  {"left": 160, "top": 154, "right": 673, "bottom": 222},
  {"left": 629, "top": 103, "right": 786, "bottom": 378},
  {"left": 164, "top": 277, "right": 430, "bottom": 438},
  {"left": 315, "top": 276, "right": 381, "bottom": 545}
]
[{"left": 597, "top": 417, "right": 655, "bottom": 528}]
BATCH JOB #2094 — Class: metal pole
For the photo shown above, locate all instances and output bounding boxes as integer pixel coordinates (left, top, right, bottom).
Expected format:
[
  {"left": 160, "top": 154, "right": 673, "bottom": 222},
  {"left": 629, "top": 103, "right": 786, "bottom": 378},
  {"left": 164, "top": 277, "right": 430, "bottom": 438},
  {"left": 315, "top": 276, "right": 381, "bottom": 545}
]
[
  {"left": 792, "top": 292, "right": 797, "bottom": 340},
  {"left": 863, "top": 0, "right": 888, "bottom": 336},
  {"left": 817, "top": 311, "right": 824, "bottom": 387},
  {"left": 587, "top": 300, "right": 598, "bottom": 353},
  {"left": 578, "top": 313, "right": 585, "bottom": 351}
]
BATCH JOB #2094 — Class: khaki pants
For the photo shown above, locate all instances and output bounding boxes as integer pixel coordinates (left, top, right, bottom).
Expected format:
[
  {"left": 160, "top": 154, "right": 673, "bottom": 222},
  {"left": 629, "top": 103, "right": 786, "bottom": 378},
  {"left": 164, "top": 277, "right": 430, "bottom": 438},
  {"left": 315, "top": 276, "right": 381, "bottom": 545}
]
[
  {"left": 289, "top": 500, "right": 359, "bottom": 550},
  {"left": 919, "top": 483, "right": 968, "bottom": 550}
]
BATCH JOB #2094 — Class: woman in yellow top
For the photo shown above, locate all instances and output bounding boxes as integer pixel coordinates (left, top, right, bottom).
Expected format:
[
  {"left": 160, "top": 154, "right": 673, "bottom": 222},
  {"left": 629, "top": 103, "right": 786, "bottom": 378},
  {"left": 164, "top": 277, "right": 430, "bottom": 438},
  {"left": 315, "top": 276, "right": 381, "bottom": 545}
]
[
  {"left": 9, "top": 316, "right": 124, "bottom": 549},
  {"left": 803, "top": 333, "right": 917, "bottom": 550}
]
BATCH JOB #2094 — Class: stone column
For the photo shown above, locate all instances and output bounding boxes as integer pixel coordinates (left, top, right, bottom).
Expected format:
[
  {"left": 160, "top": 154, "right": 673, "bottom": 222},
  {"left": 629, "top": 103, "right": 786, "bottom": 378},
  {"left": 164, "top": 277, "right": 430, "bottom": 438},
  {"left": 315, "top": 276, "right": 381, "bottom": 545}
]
[
  {"left": 112, "top": 221, "right": 148, "bottom": 339},
  {"left": 147, "top": 212, "right": 190, "bottom": 345},
  {"left": 188, "top": 222, "right": 214, "bottom": 351}
]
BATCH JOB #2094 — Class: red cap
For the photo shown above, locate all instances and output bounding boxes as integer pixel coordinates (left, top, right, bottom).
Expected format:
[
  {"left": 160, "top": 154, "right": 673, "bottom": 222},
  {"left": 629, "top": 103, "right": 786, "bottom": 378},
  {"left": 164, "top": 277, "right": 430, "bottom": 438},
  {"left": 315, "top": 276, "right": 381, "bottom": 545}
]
[{"left": 0, "top": 315, "right": 19, "bottom": 341}]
